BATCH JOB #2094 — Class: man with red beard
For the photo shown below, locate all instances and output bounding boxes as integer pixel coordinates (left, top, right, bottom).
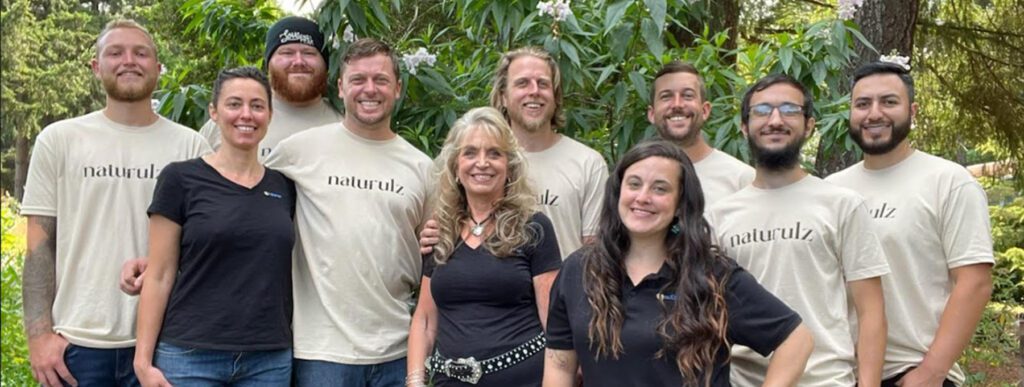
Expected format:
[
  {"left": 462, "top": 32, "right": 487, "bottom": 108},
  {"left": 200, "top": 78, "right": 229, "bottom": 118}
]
[
  {"left": 706, "top": 74, "right": 889, "bottom": 387},
  {"left": 200, "top": 16, "right": 341, "bottom": 160},
  {"left": 827, "top": 62, "right": 993, "bottom": 387},
  {"left": 488, "top": 47, "right": 609, "bottom": 258},
  {"left": 647, "top": 61, "right": 753, "bottom": 206},
  {"left": 21, "top": 20, "right": 209, "bottom": 387}
]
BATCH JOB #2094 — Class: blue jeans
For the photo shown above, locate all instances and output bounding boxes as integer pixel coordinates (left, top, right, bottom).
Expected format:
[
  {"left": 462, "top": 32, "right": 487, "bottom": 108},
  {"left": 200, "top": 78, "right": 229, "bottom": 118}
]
[
  {"left": 293, "top": 357, "right": 405, "bottom": 387},
  {"left": 62, "top": 344, "right": 138, "bottom": 387},
  {"left": 153, "top": 341, "right": 291, "bottom": 386}
]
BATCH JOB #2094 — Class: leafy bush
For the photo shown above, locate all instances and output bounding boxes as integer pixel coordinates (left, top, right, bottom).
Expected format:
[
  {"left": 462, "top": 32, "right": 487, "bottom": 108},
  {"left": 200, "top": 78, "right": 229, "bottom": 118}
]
[
  {"left": 1, "top": 194, "right": 33, "bottom": 384},
  {"left": 990, "top": 197, "right": 1024, "bottom": 304}
]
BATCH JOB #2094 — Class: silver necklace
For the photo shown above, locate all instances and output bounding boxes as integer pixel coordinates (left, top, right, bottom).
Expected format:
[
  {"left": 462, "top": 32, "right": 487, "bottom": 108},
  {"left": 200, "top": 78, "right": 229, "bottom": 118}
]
[{"left": 470, "top": 212, "right": 494, "bottom": 236}]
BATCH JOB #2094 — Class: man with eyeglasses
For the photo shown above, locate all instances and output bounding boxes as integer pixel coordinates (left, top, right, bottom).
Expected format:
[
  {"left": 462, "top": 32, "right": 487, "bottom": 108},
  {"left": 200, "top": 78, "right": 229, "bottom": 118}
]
[
  {"left": 826, "top": 62, "right": 993, "bottom": 387},
  {"left": 647, "top": 61, "right": 754, "bottom": 206},
  {"left": 706, "top": 74, "right": 889, "bottom": 386}
]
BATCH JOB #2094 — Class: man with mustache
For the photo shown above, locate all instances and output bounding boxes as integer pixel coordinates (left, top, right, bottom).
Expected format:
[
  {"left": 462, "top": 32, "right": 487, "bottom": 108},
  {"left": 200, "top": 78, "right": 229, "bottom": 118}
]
[
  {"left": 21, "top": 19, "right": 209, "bottom": 386},
  {"left": 827, "top": 62, "right": 993, "bottom": 387},
  {"left": 199, "top": 16, "right": 341, "bottom": 160},
  {"left": 647, "top": 61, "right": 754, "bottom": 206},
  {"left": 706, "top": 74, "right": 889, "bottom": 386}
]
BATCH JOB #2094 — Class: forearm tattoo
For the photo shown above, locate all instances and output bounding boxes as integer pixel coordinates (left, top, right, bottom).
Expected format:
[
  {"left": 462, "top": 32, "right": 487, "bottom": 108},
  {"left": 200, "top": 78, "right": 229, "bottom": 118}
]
[
  {"left": 22, "top": 216, "right": 57, "bottom": 338},
  {"left": 546, "top": 349, "right": 573, "bottom": 370}
]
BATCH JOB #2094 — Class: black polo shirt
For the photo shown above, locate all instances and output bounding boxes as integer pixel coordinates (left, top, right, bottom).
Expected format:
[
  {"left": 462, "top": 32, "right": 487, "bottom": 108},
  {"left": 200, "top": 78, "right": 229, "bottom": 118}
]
[{"left": 546, "top": 249, "right": 802, "bottom": 386}]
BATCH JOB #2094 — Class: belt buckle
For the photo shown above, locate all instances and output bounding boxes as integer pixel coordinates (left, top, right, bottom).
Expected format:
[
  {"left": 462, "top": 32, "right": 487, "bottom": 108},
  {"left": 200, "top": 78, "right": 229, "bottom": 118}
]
[{"left": 445, "top": 356, "right": 483, "bottom": 384}]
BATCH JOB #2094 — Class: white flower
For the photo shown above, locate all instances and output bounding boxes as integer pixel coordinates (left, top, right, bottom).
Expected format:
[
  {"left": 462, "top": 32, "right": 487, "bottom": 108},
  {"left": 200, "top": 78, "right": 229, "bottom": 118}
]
[
  {"left": 837, "top": 0, "right": 863, "bottom": 20},
  {"left": 537, "top": 0, "right": 573, "bottom": 22},
  {"left": 402, "top": 47, "right": 437, "bottom": 75},
  {"left": 880, "top": 52, "right": 911, "bottom": 70},
  {"left": 343, "top": 25, "right": 356, "bottom": 43}
]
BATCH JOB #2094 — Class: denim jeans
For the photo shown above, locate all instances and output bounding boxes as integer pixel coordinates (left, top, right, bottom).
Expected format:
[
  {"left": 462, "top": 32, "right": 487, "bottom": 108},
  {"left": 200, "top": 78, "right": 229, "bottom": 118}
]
[
  {"left": 293, "top": 357, "right": 405, "bottom": 387},
  {"left": 62, "top": 344, "right": 139, "bottom": 387},
  {"left": 153, "top": 341, "right": 292, "bottom": 386}
]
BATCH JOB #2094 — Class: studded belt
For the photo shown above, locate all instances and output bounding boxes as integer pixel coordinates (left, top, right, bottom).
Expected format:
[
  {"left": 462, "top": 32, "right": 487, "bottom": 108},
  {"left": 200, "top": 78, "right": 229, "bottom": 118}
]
[{"left": 425, "top": 333, "right": 545, "bottom": 384}]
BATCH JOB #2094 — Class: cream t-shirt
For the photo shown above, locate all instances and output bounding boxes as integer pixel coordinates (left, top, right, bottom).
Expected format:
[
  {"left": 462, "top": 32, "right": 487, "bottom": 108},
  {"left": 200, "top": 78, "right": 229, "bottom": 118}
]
[
  {"left": 266, "top": 123, "right": 432, "bottom": 364},
  {"left": 525, "top": 136, "right": 608, "bottom": 258},
  {"left": 826, "top": 150, "right": 994, "bottom": 385},
  {"left": 199, "top": 97, "right": 341, "bottom": 161},
  {"left": 707, "top": 175, "right": 890, "bottom": 386},
  {"left": 694, "top": 149, "right": 754, "bottom": 206},
  {"left": 21, "top": 111, "right": 210, "bottom": 348}
]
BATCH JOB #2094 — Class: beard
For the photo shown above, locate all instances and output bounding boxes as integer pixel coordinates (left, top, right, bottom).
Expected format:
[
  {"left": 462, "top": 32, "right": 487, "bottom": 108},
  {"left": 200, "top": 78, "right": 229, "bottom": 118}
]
[
  {"left": 748, "top": 133, "right": 806, "bottom": 171},
  {"left": 270, "top": 65, "right": 327, "bottom": 104},
  {"left": 656, "top": 107, "right": 704, "bottom": 147},
  {"left": 849, "top": 118, "right": 911, "bottom": 155},
  {"left": 102, "top": 74, "right": 157, "bottom": 102}
]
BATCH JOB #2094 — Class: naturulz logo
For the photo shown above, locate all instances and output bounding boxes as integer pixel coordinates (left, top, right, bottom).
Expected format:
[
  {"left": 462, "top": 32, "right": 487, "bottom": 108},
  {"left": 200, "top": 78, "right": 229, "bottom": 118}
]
[
  {"left": 868, "top": 202, "right": 896, "bottom": 219},
  {"left": 537, "top": 189, "right": 560, "bottom": 206},
  {"left": 83, "top": 163, "right": 158, "bottom": 179},
  {"left": 727, "top": 221, "right": 814, "bottom": 248},
  {"left": 327, "top": 175, "right": 405, "bottom": 195}
]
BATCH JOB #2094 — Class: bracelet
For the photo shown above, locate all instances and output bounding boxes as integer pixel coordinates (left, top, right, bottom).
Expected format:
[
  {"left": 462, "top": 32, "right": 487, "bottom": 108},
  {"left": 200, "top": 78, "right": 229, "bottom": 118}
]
[{"left": 405, "top": 370, "right": 427, "bottom": 387}]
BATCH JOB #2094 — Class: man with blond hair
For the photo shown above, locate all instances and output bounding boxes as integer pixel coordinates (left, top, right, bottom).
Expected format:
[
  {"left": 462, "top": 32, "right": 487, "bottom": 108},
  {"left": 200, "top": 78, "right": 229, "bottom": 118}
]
[{"left": 21, "top": 19, "right": 208, "bottom": 386}]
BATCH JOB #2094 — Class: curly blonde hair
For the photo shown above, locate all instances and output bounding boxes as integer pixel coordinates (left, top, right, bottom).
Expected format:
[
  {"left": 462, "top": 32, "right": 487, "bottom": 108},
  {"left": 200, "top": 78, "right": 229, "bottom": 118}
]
[{"left": 431, "top": 107, "right": 537, "bottom": 263}]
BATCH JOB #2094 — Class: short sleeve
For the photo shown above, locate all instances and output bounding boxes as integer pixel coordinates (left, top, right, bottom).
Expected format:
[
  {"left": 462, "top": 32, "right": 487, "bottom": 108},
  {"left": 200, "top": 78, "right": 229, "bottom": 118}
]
[
  {"left": 21, "top": 129, "right": 60, "bottom": 216},
  {"left": 941, "top": 181, "right": 995, "bottom": 268},
  {"left": 838, "top": 199, "right": 890, "bottom": 281},
  {"left": 264, "top": 138, "right": 292, "bottom": 173},
  {"left": 147, "top": 162, "right": 187, "bottom": 225},
  {"left": 580, "top": 156, "right": 609, "bottom": 238},
  {"left": 725, "top": 263, "right": 802, "bottom": 356},
  {"left": 528, "top": 213, "right": 562, "bottom": 276},
  {"left": 545, "top": 252, "right": 582, "bottom": 350}
]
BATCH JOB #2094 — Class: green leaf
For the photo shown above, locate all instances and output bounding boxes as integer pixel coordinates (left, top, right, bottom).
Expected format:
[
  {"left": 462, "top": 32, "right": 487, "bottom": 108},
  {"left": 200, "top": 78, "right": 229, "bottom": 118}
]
[
  {"left": 596, "top": 66, "right": 616, "bottom": 86},
  {"left": 560, "top": 40, "right": 581, "bottom": 68},
  {"left": 367, "top": 1, "right": 391, "bottom": 30},
  {"left": 641, "top": 19, "right": 665, "bottom": 59},
  {"left": 643, "top": 0, "right": 667, "bottom": 32},
  {"left": 629, "top": 70, "right": 650, "bottom": 105},
  {"left": 812, "top": 61, "right": 827, "bottom": 86},
  {"left": 603, "top": 0, "right": 631, "bottom": 36},
  {"left": 778, "top": 46, "right": 793, "bottom": 72}
]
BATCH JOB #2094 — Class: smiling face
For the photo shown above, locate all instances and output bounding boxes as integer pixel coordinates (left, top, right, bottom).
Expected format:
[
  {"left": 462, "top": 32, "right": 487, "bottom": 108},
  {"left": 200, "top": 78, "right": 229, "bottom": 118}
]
[
  {"left": 849, "top": 73, "right": 916, "bottom": 155},
  {"left": 268, "top": 42, "right": 327, "bottom": 104},
  {"left": 338, "top": 53, "right": 401, "bottom": 132},
  {"left": 618, "top": 156, "right": 680, "bottom": 240},
  {"left": 92, "top": 27, "right": 161, "bottom": 102},
  {"left": 742, "top": 83, "right": 814, "bottom": 170},
  {"left": 501, "top": 55, "right": 556, "bottom": 133},
  {"left": 648, "top": 71, "right": 711, "bottom": 147},
  {"left": 210, "top": 78, "right": 271, "bottom": 151},
  {"left": 456, "top": 127, "right": 509, "bottom": 204}
]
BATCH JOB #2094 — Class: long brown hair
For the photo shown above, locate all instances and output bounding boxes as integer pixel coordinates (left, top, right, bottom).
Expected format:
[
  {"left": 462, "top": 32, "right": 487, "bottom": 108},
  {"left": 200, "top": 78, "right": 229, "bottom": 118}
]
[{"left": 583, "top": 140, "right": 731, "bottom": 386}]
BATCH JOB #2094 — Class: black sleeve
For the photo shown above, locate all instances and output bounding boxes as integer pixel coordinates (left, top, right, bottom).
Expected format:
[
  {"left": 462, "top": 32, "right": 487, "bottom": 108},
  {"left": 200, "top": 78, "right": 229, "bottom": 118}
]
[
  {"left": 421, "top": 253, "right": 437, "bottom": 278},
  {"left": 546, "top": 251, "right": 582, "bottom": 350},
  {"left": 147, "top": 161, "right": 187, "bottom": 225},
  {"left": 724, "top": 264, "right": 802, "bottom": 356},
  {"left": 527, "top": 212, "right": 562, "bottom": 276}
]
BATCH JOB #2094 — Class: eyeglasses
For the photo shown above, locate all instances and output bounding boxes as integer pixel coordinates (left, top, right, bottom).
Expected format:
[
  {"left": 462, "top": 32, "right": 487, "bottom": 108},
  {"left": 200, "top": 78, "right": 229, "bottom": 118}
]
[{"left": 749, "top": 103, "right": 805, "bottom": 118}]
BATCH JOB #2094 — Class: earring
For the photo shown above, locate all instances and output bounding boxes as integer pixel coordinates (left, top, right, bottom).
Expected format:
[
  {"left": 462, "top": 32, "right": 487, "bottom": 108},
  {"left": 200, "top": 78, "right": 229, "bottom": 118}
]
[{"left": 669, "top": 216, "right": 681, "bottom": 235}]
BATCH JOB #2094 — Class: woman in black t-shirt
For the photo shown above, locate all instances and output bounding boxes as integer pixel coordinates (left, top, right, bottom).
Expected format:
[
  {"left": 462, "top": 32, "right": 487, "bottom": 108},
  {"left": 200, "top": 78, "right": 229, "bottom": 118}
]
[
  {"left": 406, "top": 107, "right": 561, "bottom": 387},
  {"left": 134, "top": 67, "right": 295, "bottom": 387},
  {"left": 543, "top": 141, "right": 814, "bottom": 387}
]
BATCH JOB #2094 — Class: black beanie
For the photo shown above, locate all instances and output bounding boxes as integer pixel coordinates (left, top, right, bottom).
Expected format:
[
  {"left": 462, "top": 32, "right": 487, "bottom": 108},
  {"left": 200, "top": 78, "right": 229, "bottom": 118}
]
[{"left": 264, "top": 16, "right": 327, "bottom": 66}]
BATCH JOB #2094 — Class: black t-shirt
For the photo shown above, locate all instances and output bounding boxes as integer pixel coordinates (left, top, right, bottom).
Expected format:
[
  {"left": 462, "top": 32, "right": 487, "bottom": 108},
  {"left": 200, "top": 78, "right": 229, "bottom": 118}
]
[
  {"left": 546, "top": 249, "right": 802, "bottom": 387},
  {"left": 423, "top": 212, "right": 561, "bottom": 385},
  {"left": 148, "top": 158, "right": 296, "bottom": 351}
]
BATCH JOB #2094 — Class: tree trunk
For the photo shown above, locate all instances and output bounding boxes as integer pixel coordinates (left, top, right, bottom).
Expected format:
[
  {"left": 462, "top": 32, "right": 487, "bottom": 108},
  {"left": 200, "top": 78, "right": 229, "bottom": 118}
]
[
  {"left": 815, "top": 0, "right": 919, "bottom": 177},
  {"left": 669, "top": 0, "right": 739, "bottom": 52},
  {"left": 14, "top": 133, "right": 29, "bottom": 202}
]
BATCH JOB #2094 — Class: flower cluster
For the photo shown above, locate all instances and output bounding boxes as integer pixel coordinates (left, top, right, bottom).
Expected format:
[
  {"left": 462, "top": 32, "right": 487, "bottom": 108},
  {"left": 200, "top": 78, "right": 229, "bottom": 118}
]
[
  {"left": 537, "top": 0, "right": 573, "bottom": 22},
  {"left": 880, "top": 52, "right": 911, "bottom": 70},
  {"left": 837, "top": 0, "right": 864, "bottom": 20},
  {"left": 402, "top": 47, "right": 437, "bottom": 75},
  {"left": 343, "top": 25, "right": 357, "bottom": 43}
]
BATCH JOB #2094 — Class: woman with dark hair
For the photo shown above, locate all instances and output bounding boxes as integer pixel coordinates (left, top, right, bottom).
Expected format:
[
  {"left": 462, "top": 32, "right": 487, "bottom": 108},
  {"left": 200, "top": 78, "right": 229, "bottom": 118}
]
[
  {"left": 406, "top": 107, "right": 561, "bottom": 387},
  {"left": 543, "top": 140, "right": 813, "bottom": 386},
  {"left": 134, "top": 66, "right": 295, "bottom": 386}
]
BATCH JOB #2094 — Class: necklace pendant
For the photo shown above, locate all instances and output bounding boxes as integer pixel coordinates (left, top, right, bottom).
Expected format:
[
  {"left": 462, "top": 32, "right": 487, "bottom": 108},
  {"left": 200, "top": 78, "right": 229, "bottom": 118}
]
[{"left": 471, "top": 224, "right": 485, "bottom": 236}]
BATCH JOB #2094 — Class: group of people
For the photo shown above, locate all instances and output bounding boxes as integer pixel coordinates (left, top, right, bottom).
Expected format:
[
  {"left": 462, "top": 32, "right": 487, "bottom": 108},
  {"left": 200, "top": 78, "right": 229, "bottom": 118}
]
[{"left": 19, "top": 14, "right": 993, "bottom": 387}]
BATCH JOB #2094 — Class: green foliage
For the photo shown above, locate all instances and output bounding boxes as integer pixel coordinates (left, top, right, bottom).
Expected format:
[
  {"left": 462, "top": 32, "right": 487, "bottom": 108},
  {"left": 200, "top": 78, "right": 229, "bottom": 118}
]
[
  {"left": 1, "top": 195, "right": 32, "bottom": 384},
  {"left": 990, "top": 196, "right": 1024, "bottom": 304}
]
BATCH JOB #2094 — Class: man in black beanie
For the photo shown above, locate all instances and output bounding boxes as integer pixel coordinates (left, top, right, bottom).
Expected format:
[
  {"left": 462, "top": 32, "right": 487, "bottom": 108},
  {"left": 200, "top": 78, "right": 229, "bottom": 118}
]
[{"left": 198, "top": 15, "right": 341, "bottom": 160}]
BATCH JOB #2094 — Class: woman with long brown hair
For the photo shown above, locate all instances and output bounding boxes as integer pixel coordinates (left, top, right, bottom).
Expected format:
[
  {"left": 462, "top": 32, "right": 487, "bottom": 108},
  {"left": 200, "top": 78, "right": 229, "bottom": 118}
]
[{"left": 543, "top": 140, "right": 813, "bottom": 386}]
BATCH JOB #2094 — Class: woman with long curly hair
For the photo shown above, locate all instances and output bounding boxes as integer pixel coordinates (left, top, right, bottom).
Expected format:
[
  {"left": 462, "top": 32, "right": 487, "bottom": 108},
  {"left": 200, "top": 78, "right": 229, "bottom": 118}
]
[
  {"left": 543, "top": 140, "right": 814, "bottom": 386},
  {"left": 406, "top": 107, "right": 561, "bottom": 386}
]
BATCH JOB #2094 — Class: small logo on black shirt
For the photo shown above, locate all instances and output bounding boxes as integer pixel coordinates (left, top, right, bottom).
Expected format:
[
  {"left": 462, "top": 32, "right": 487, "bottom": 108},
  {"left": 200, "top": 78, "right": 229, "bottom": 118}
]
[{"left": 263, "top": 191, "right": 283, "bottom": 199}]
